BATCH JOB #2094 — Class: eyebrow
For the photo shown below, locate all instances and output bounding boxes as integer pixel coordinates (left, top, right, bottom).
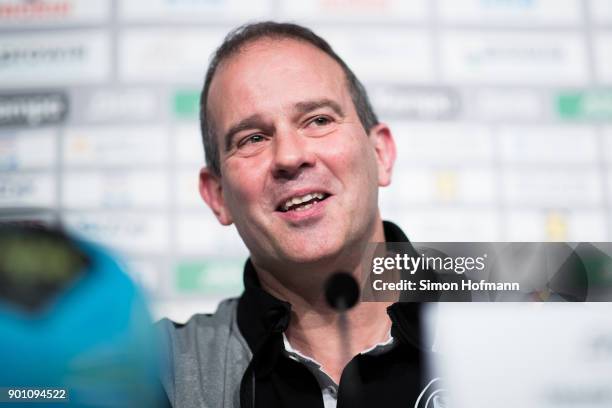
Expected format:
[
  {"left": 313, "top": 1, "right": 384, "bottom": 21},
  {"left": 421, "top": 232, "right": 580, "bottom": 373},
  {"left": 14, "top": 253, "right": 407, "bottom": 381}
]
[
  {"left": 222, "top": 98, "right": 345, "bottom": 152},
  {"left": 223, "top": 114, "right": 267, "bottom": 152},
  {"left": 294, "top": 98, "right": 345, "bottom": 119}
]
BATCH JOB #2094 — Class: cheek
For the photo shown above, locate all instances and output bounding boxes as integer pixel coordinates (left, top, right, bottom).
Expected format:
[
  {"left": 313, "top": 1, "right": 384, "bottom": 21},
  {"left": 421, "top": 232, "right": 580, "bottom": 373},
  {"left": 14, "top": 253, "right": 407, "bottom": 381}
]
[
  {"left": 325, "top": 133, "right": 377, "bottom": 180},
  {"left": 222, "top": 161, "right": 265, "bottom": 214},
  {"left": 320, "top": 133, "right": 379, "bottom": 207}
]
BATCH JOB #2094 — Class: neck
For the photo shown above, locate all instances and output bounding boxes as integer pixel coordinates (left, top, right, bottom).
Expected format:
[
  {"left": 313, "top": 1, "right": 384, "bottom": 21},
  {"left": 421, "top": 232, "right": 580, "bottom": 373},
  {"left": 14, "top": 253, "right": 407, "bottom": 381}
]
[
  {"left": 284, "top": 298, "right": 392, "bottom": 384},
  {"left": 253, "top": 217, "right": 393, "bottom": 384}
]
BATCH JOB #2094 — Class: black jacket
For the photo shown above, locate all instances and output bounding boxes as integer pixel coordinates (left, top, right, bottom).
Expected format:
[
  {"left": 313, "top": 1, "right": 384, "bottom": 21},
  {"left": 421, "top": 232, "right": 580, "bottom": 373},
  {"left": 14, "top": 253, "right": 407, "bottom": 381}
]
[{"left": 158, "top": 221, "right": 438, "bottom": 408}]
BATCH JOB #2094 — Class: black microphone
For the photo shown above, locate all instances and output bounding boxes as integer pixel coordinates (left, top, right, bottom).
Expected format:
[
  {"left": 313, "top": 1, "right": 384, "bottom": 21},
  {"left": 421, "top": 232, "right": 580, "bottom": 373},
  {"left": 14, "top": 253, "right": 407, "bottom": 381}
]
[{"left": 325, "top": 271, "right": 360, "bottom": 312}]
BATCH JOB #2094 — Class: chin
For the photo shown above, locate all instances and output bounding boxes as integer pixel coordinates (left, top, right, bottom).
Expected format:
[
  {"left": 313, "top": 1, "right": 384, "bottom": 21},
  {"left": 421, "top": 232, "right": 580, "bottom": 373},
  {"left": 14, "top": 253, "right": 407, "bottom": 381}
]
[{"left": 278, "top": 236, "right": 347, "bottom": 267}]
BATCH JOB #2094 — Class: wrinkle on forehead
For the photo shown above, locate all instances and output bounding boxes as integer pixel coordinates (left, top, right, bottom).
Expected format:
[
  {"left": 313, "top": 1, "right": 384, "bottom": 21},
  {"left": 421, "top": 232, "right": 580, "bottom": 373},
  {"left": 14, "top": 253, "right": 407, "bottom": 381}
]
[{"left": 207, "top": 37, "right": 352, "bottom": 137}]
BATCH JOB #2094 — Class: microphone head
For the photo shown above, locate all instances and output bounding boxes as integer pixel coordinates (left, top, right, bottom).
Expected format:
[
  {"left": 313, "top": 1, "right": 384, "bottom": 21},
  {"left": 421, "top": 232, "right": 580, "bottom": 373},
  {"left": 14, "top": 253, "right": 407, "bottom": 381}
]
[{"left": 325, "top": 272, "right": 360, "bottom": 312}]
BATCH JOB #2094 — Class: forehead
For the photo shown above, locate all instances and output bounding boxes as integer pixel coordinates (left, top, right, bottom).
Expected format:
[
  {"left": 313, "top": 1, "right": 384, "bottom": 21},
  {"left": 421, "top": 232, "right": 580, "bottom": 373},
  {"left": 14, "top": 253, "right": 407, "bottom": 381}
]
[{"left": 207, "top": 37, "right": 351, "bottom": 128}]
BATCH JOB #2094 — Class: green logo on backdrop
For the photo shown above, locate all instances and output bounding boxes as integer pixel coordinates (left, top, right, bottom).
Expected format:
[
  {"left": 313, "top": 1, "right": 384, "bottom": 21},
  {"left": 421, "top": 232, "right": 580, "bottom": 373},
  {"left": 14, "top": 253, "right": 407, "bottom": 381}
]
[
  {"left": 557, "top": 91, "right": 612, "bottom": 120},
  {"left": 176, "top": 260, "right": 243, "bottom": 294},
  {"left": 173, "top": 90, "right": 200, "bottom": 119}
]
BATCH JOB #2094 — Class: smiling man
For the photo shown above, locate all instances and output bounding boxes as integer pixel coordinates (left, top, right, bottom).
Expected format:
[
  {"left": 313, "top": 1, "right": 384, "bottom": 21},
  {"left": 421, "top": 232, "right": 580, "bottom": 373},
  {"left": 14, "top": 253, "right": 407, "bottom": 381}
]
[{"left": 158, "top": 22, "right": 432, "bottom": 408}]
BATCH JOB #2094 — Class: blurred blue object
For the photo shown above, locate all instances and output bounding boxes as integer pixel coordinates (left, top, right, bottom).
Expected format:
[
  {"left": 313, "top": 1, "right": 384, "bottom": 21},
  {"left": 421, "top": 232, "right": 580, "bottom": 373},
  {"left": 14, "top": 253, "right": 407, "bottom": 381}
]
[{"left": 0, "top": 226, "right": 165, "bottom": 407}]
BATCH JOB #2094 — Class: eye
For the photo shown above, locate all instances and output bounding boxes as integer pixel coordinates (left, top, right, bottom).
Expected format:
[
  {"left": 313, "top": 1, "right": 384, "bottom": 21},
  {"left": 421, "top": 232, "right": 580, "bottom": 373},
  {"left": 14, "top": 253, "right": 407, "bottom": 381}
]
[
  {"left": 309, "top": 116, "right": 332, "bottom": 127},
  {"left": 238, "top": 134, "right": 266, "bottom": 148},
  {"left": 302, "top": 114, "right": 337, "bottom": 138}
]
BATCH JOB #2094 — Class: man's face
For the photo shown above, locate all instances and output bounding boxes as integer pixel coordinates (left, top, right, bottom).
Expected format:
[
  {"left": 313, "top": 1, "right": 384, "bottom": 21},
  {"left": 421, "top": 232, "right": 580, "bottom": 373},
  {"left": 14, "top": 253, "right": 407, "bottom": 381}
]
[{"left": 202, "top": 38, "right": 395, "bottom": 271}]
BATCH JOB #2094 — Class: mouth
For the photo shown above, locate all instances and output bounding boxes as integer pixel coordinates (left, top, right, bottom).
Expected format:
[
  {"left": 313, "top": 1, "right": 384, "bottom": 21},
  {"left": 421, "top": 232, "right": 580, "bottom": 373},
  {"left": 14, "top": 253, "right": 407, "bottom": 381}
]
[{"left": 276, "top": 191, "right": 331, "bottom": 213}]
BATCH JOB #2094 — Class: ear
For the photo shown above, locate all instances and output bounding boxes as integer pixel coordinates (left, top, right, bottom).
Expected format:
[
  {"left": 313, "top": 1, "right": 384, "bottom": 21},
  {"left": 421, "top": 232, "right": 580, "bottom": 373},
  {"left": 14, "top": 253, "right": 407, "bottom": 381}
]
[
  {"left": 369, "top": 123, "right": 396, "bottom": 187},
  {"left": 199, "top": 167, "right": 233, "bottom": 226}
]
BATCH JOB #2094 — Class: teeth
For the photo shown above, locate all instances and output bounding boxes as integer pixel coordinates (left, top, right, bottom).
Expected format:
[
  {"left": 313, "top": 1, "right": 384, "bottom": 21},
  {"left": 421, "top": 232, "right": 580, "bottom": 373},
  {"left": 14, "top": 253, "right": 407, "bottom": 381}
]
[
  {"left": 295, "top": 203, "right": 313, "bottom": 212},
  {"left": 282, "top": 192, "right": 326, "bottom": 211}
]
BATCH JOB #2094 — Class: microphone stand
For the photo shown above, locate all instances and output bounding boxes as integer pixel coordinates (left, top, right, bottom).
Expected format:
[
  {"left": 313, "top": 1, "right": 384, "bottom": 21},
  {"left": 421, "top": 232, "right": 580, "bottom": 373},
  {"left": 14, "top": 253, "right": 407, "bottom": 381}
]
[{"left": 325, "top": 272, "right": 362, "bottom": 405}]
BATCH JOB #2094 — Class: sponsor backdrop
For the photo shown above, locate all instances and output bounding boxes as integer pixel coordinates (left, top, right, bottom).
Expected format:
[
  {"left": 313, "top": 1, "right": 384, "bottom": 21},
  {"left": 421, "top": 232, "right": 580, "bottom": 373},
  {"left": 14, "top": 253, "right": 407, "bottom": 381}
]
[{"left": 1, "top": 0, "right": 611, "bottom": 321}]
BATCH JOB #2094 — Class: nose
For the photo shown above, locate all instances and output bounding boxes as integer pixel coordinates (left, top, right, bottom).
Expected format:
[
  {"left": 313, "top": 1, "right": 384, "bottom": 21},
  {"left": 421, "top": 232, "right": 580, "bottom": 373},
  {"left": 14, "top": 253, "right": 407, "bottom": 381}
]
[{"left": 271, "top": 128, "right": 315, "bottom": 179}]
